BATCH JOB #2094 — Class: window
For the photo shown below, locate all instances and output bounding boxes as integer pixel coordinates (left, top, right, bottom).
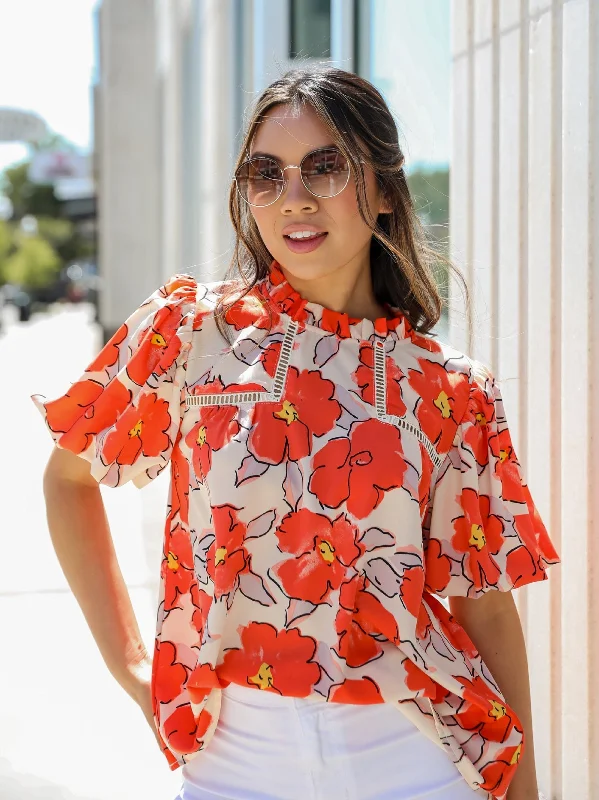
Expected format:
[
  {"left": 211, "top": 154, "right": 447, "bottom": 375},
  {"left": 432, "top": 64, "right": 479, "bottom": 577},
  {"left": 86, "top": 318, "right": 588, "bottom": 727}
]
[{"left": 289, "top": 0, "right": 331, "bottom": 59}]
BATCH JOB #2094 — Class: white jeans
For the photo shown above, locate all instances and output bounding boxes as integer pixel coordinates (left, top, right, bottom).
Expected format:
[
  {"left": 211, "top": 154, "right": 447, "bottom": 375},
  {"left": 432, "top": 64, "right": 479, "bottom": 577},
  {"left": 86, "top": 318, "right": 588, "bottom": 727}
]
[{"left": 175, "top": 682, "right": 486, "bottom": 800}]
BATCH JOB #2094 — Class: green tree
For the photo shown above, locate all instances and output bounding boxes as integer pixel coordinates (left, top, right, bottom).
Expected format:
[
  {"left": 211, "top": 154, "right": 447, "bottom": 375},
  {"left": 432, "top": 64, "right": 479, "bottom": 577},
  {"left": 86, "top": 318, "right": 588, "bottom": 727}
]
[{"left": 3, "top": 234, "right": 60, "bottom": 290}]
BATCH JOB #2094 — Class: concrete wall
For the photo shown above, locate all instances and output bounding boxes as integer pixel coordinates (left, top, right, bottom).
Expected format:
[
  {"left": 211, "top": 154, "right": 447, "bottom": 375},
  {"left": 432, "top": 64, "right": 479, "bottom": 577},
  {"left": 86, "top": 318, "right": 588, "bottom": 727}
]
[{"left": 449, "top": 1, "right": 598, "bottom": 797}]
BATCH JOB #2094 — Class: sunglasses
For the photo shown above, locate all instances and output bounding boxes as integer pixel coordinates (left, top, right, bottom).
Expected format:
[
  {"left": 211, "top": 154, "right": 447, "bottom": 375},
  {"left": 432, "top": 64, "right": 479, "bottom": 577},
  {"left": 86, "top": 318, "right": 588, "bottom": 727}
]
[{"left": 234, "top": 146, "right": 351, "bottom": 207}]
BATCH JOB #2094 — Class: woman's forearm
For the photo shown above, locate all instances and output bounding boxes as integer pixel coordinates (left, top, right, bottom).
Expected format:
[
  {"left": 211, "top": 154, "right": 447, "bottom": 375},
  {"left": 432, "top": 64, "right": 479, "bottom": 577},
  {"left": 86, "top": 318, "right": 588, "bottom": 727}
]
[
  {"left": 448, "top": 591, "right": 538, "bottom": 800},
  {"left": 43, "top": 471, "right": 149, "bottom": 697}
]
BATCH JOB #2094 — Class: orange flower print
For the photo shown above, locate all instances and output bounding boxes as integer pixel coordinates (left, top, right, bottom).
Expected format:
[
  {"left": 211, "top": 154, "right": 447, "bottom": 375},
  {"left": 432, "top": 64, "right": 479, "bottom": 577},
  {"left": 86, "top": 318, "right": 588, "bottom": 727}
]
[
  {"left": 399, "top": 565, "right": 425, "bottom": 618},
  {"left": 162, "top": 704, "right": 213, "bottom": 755},
  {"left": 224, "top": 290, "right": 273, "bottom": 330},
  {"left": 248, "top": 366, "right": 341, "bottom": 464},
  {"left": 187, "top": 662, "right": 222, "bottom": 704},
  {"left": 479, "top": 743, "right": 522, "bottom": 795},
  {"left": 154, "top": 640, "right": 189, "bottom": 705},
  {"left": 310, "top": 418, "right": 407, "bottom": 520},
  {"left": 403, "top": 660, "right": 450, "bottom": 703},
  {"left": 102, "top": 390, "right": 172, "bottom": 467},
  {"left": 456, "top": 675, "right": 517, "bottom": 743},
  {"left": 352, "top": 342, "right": 406, "bottom": 417},
  {"left": 206, "top": 505, "right": 249, "bottom": 601},
  {"left": 86, "top": 322, "right": 128, "bottom": 372},
  {"left": 126, "top": 302, "right": 186, "bottom": 386},
  {"left": 489, "top": 428, "right": 525, "bottom": 502},
  {"left": 451, "top": 488, "right": 504, "bottom": 591},
  {"left": 330, "top": 677, "right": 384, "bottom": 704},
  {"left": 270, "top": 509, "right": 363, "bottom": 604},
  {"left": 408, "top": 360, "right": 469, "bottom": 449},
  {"left": 42, "top": 377, "right": 132, "bottom": 454},
  {"left": 219, "top": 621, "right": 320, "bottom": 695},
  {"left": 334, "top": 574, "right": 400, "bottom": 668},
  {"left": 191, "top": 584, "right": 213, "bottom": 645},
  {"left": 162, "top": 524, "right": 195, "bottom": 611},
  {"left": 424, "top": 538, "right": 452, "bottom": 595}
]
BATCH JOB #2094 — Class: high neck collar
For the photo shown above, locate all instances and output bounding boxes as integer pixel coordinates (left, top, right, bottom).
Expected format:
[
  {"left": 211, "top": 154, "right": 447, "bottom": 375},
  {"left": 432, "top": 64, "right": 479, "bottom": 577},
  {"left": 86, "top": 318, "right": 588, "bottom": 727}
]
[{"left": 256, "top": 260, "right": 412, "bottom": 341}]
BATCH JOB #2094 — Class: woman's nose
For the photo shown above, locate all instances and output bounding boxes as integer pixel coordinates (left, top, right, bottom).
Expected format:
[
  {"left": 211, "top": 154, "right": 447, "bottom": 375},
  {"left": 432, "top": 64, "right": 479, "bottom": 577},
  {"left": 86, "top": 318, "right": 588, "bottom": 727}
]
[{"left": 279, "top": 167, "right": 318, "bottom": 212}]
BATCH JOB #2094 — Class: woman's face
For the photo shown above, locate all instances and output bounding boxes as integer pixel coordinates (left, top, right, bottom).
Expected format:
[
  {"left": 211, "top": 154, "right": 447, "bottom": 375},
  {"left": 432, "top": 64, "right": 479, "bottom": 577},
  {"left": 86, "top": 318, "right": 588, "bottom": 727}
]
[{"left": 246, "top": 103, "right": 389, "bottom": 285}]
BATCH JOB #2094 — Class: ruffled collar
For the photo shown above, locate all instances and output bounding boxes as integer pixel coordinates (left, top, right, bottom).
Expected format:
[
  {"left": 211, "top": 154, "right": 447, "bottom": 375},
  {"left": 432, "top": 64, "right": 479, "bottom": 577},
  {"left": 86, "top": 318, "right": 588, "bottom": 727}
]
[{"left": 257, "top": 260, "right": 411, "bottom": 341}]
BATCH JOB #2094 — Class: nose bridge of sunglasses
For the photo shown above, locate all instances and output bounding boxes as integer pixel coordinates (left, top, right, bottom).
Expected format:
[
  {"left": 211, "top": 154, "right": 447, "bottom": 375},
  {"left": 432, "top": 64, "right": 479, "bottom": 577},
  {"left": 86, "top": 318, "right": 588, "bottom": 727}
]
[{"left": 279, "top": 163, "right": 316, "bottom": 199}]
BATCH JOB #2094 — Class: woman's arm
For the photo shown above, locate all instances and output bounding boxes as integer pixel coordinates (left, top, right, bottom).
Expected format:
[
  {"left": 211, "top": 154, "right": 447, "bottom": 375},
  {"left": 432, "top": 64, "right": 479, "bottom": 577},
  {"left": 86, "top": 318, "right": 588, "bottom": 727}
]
[
  {"left": 448, "top": 591, "right": 538, "bottom": 800},
  {"left": 42, "top": 447, "right": 152, "bottom": 705}
]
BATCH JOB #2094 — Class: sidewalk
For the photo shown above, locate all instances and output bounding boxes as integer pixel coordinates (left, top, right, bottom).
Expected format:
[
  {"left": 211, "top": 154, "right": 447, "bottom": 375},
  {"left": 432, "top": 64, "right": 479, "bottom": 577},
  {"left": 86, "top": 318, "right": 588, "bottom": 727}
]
[{"left": 0, "top": 304, "right": 182, "bottom": 799}]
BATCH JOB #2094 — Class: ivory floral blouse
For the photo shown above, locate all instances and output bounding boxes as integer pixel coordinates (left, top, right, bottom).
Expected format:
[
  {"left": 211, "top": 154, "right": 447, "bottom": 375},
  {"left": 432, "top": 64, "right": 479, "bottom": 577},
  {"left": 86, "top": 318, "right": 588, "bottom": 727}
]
[{"left": 32, "top": 261, "right": 560, "bottom": 799}]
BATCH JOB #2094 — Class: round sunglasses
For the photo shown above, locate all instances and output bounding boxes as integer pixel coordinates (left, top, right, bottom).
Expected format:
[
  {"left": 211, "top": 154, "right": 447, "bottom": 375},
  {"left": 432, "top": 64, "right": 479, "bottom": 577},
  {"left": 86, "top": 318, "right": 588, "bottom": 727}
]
[{"left": 234, "top": 146, "right": 351, "bottom": 207}]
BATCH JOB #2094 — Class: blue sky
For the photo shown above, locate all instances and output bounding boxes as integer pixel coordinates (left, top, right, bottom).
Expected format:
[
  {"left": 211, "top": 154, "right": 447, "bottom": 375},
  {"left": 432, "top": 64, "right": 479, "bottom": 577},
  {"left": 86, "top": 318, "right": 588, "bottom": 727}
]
[{"left": 0, "top": 0, "right": 450, "bottom": 175}]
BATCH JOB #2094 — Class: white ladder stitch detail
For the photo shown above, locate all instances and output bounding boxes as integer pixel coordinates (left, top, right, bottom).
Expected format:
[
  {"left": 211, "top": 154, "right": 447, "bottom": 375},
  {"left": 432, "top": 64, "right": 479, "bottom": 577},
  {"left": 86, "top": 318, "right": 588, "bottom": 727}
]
[
  {"left": 185, "top": 318, "right": 299, "bottom": 408},
  {"left": 373, "top": 339, "right": 442, "bottom": 469}
]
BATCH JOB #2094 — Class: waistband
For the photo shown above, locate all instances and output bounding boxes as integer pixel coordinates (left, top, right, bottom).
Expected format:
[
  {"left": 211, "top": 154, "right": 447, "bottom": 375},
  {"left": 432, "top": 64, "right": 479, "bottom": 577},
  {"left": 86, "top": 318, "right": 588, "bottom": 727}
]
[{"left": 222, "top": 681, "right": 328, "bottom": 708}]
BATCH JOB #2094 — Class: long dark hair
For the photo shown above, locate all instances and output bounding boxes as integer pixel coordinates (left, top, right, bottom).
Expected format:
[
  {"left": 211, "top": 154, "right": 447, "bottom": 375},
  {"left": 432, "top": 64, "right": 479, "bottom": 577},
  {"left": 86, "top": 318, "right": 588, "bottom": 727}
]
[{"left": 215, "top": 66, "right": 467, "bottom": 344}]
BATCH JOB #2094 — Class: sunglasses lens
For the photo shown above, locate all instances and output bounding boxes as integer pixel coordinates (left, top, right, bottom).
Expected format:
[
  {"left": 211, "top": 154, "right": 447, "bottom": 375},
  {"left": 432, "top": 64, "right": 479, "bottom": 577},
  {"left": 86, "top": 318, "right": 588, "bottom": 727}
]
[
  {"left": 301, "top": 148, "right": 350, "bottom": 197},
  {"left": 235, "top": 157, "right": 283, "bottom": 206}
]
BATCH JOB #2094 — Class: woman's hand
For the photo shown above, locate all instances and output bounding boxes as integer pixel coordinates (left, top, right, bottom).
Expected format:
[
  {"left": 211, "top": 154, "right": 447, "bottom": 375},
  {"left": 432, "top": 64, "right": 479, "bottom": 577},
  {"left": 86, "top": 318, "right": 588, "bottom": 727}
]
[{"left": 120, "top": 653, "right": 163, "bottom": 748}]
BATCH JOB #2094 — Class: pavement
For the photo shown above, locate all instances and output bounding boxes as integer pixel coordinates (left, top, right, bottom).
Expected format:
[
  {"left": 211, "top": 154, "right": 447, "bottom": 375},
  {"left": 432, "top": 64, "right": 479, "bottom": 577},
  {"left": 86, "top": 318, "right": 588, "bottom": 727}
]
[{"left": 0, "top": 303, "right": 183, "bottom": 799}]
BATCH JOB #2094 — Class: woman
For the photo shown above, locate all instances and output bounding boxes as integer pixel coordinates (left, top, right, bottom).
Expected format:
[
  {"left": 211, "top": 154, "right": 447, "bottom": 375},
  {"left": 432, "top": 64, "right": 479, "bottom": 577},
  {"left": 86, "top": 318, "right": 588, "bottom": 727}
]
[{"left": 33, "top": 67, "right": 559, "bottom": 800}]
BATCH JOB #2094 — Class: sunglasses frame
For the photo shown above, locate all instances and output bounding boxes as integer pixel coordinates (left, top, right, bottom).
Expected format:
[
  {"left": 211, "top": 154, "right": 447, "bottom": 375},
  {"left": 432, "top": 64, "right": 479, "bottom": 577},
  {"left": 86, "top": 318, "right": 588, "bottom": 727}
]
[{"left": 234, "top": 146, "right": 353, "bottom": 207}]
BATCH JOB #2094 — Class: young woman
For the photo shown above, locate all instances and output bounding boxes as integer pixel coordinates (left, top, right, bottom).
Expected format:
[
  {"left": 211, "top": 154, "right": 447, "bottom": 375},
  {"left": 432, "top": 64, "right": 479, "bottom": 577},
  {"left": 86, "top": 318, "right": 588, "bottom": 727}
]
[{"left": 33, "top": 68, "right": 559, "bottom": 800}]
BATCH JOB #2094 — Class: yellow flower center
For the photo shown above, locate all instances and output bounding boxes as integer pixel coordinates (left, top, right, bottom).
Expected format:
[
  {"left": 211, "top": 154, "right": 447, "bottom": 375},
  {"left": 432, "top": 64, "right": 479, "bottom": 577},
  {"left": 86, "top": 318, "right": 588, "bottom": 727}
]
[
  {"left": 197, "top": 425, "right": 207, "bottom": 447},
  {"left": 469, "top": 524, "right": 486, "bottom": 550},
  {"left": 318, "top": 539, "right": 335, "bottom": 563},
  {"left": 129, "top": 420, "right": 143, "bottom": 438},
  {"left": 499, "top": 448, "right": 509, "bottom": 462},
  {"left": 510, "top": 744, "right": 522, "bottom": 765},
  {"left": 489, "top": 699, "right": 507, "bottom": 720},
  {"left": 150, "top": 333, "right": 167, "bottom": 348},
  {"left": 214, "top": 546, "right": 227, "bottom": 567},
  {"left": 475, "top": 412, "right": 486, "bottom": 425},
  {"left": 166, "top": 551, "right": 179, "bottom": 571},
  {"left": 434, "top": 390, "right": 451, "bottom": 419},
  {"left": 274, "top": 399, "right": 299, "bottom": 426},
  {"left": 249, "top": 662, "right": 274, "bottom": 690}
]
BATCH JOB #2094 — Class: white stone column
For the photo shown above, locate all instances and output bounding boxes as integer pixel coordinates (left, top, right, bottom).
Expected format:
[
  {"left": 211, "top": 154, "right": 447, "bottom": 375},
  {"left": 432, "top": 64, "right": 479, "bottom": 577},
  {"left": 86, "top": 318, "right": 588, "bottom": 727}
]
[{"left": 96, "top": 0, "right": 162, "bottom": 339}]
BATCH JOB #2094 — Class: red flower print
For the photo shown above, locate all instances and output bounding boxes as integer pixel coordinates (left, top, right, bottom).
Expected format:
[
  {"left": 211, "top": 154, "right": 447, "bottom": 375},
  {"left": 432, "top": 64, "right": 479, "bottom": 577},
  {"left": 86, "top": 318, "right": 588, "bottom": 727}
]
[
  {"left": 408, "top": 361, "right": 469, "bottom": 450},
  {"left": 87, "top": 323, "right": 128, "bottom": 372},
  {"left": 42, "top": 377, "right": 132, "bottom": 454},
  {"left": 403, "top": 660, "right": 450, "bottom": 703},
  {"left": 191, "top": 584, "right": 213, "bottom": 643},
  {"left": 330, "top": 677, "right": 384, "bottom": 704},
  {"left": 424, "top": 537, "right": 452, "bottom": 595},
  {"left": 153, "top": 640, "right": 189, "bottom": 705},
  {"left": 224, "top": 290, "right": 273, "bottom": 330},
  {"left": 399, "top": 565, "right": 424, "bottom": 618},
  {"left": 479, "top": 744, "right": 521, "bottom": 795},
  {"left": 462, "top": 390, "right": 495, "bottom": 466},
  {"left": 489, "top": 428, "right": 525, "bottom": 502},
  {"left": 187, "top": 662, "right": 222, "bottom": 704},
  {"left": 270, "top": 509, "right": 363, "bottom": 604},
  {"left": 334, "top": 574, "right": 400, "bottom": 668},
  {"left": 352, "top": 342, "right": 406, "bottom": 417},
  {"left": 218, "top": 621, "right": 320, "bottom": 695},
  {"left": 426, "top": 592, "right": 479, "bottom": 660},
  {"left": 162, "top": 704, "right": 213, "bottom": 755},
  {"left": 102, "top": 390, "right": 172, "bottom": 467},
  {"left": 451, "top": 488, "right": 504, "bottom": 591},
  {"left": 248, "top": 366, "right": 341, "bottom": 464},
  {"left": 126, "top": 301, "right": 186, "bottom": 386},
  {"left": 310, "top": 418, "right": 407, "bottom": 520},
  {"left": 206, "top": 505, "right": 249, "bottom": 600},
  {"left": 456, "top": 675, "right": 518, "bottom": 742},
  {"left": 185, "top": 378, "right": 250, "bottom": 480},
  {"left": 162, "top": 524, "right": 195, "bottom": 611}
]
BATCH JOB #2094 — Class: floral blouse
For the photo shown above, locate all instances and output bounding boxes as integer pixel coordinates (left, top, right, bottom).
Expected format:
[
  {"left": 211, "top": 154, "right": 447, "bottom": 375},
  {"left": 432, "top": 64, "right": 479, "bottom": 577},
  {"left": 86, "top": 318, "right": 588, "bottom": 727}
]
[{"left": 32, "top": 260, "right": 560, "bottom": 799}]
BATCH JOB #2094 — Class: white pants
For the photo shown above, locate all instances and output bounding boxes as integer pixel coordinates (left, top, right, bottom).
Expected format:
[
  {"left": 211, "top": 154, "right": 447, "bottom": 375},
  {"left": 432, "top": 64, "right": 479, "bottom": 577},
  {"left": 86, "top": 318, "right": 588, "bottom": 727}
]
[{"left": 175, "top": 682, "right": 485, "bottom": 800}]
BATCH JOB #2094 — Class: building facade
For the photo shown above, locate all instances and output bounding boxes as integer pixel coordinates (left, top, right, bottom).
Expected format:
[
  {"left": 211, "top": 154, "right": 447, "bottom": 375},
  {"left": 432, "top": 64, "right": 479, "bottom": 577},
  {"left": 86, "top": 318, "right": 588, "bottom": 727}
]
[{"left": 450, "top": 1, "right": 598, "bottom": 797}]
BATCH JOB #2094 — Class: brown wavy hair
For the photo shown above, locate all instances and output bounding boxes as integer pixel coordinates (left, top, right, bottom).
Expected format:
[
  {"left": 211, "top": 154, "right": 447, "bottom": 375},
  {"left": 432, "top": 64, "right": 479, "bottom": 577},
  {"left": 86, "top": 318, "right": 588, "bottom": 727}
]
[{"left": 215, "top": 65, "right": 467, "bottom": 344}]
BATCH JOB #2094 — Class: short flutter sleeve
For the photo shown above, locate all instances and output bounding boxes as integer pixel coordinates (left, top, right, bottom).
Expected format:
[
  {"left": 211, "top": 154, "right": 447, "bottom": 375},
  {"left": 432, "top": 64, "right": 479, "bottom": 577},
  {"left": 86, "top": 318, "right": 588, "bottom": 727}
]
[
  {"left": 423, "top": 361, "right": 560, "bottom": 598},
  {"left": 31, "top": 275, "right": 197, "bottom": 489}
]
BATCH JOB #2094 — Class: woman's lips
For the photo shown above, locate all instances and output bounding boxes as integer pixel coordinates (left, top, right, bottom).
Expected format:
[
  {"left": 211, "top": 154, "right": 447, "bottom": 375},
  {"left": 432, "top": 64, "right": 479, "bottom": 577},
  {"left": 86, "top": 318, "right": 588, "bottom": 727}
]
[{"left": 283, "top": 232, "right": 328, "bottom": 254}]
